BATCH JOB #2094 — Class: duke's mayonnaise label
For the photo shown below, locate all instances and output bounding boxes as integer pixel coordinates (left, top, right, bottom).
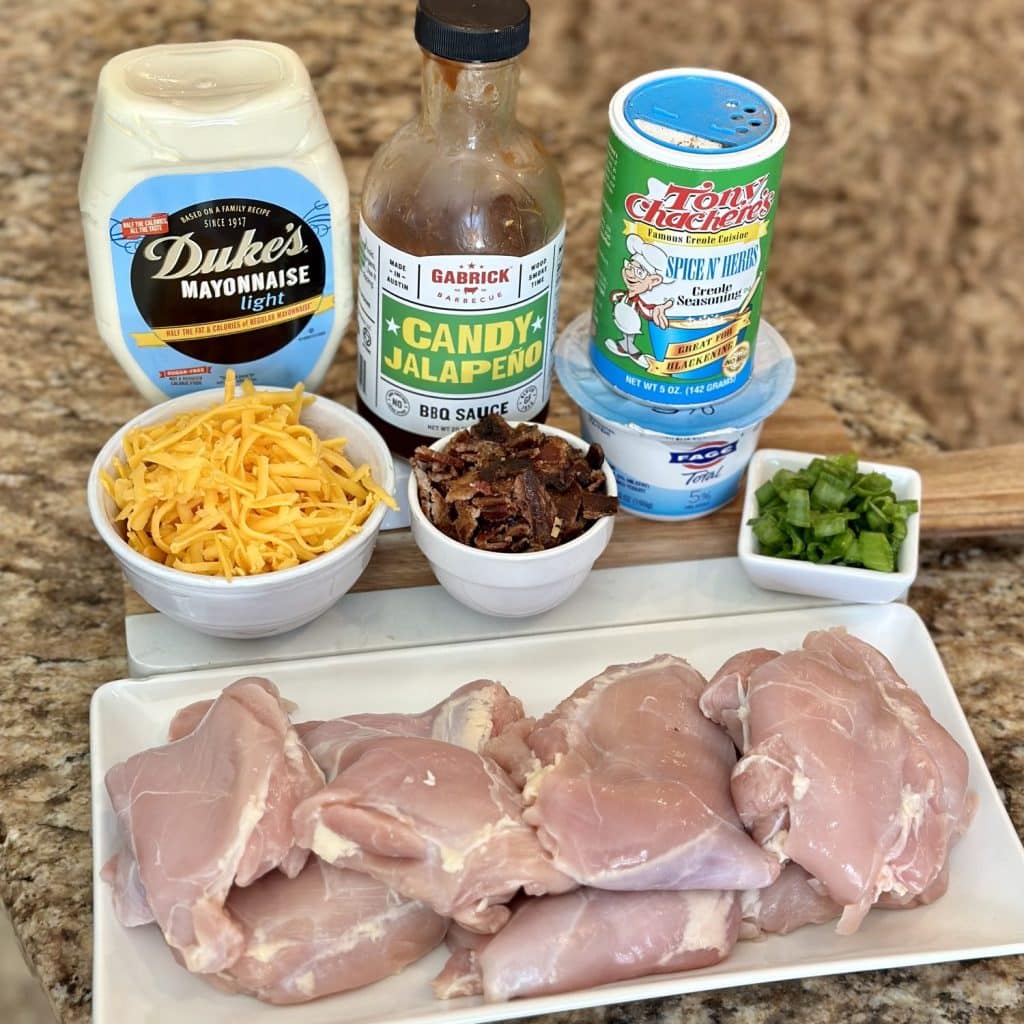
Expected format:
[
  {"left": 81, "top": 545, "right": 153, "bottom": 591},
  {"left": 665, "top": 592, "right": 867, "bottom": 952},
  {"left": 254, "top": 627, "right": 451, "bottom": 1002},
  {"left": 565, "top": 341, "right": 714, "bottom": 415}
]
[{"left": 107, "top": 168, "right": 337, "bottom": 396}]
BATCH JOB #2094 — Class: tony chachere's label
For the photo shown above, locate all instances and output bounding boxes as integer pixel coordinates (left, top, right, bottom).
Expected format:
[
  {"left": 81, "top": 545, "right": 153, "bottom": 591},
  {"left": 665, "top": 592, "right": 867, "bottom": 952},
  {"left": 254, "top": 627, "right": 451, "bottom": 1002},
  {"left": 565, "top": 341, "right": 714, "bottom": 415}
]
[
  {"left": 357, "top": 220, "right": 565, "bottom": 438},
  {"left": 108, "top": 167, "right": 336, "bottom": 395},
  {"left": 591, "top": 142, "right": 783, "bottom": 406},
  {"left": 591, "top": 72, "right": 787, "bottom": 408}
]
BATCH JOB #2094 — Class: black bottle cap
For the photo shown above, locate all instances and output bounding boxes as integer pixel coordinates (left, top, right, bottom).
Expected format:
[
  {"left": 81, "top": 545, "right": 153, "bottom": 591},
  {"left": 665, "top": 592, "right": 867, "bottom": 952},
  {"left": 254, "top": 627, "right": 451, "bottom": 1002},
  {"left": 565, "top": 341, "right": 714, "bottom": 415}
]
[{"left": 415, "top": 0, "right": 531, "bottom": 64}]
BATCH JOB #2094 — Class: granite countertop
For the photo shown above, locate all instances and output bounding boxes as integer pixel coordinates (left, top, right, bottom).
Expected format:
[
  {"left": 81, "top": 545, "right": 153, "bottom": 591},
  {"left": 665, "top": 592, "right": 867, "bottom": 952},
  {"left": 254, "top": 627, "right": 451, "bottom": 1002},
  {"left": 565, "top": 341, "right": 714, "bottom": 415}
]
[{"left": 1, "top": 10, "right": 1022, "bottom": 1024}]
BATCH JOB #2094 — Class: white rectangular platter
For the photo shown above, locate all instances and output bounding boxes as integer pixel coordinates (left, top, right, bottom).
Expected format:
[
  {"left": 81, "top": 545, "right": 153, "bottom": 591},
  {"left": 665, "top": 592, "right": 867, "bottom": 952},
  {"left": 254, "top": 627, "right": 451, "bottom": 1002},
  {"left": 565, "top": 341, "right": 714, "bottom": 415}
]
[{"left": 91, "top": 602, "right": 1024, "bottom": 1024}]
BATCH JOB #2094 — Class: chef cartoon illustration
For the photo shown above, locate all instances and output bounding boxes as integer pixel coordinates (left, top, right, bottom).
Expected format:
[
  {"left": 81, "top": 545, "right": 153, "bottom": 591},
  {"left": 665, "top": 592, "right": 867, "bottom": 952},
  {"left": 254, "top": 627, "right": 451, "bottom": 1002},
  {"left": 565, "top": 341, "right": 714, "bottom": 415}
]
[{"left": 605, "top": 233, "right": 675, "bottom": 368}]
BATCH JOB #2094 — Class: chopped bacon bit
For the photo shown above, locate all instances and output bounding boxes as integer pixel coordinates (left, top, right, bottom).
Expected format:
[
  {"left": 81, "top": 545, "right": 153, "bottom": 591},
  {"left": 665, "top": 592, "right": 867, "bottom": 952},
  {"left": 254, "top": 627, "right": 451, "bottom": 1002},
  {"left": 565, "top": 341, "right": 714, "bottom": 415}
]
[
  {"left": 580, "top": 491, "right": 620, "bottom": 520},
  {"left": 411, "top": 415, "right": 618, "bottom": 552}
]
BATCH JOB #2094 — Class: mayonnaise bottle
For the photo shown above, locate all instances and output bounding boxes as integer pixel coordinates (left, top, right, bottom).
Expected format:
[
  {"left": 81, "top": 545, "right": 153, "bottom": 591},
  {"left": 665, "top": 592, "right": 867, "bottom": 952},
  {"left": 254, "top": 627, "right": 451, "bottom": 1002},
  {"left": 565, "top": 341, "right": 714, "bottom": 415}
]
[{"left": 79, "top": 40, "right": 351, "bottom": 403}]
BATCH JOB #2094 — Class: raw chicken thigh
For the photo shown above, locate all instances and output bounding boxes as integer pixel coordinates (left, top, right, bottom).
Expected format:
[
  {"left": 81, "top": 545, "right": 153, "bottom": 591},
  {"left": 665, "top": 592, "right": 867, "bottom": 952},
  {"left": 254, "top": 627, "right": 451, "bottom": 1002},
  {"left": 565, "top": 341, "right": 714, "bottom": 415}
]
[
  {"left": 167, "top": 698, "right": 219, "bottom": 740},
  {"left": 491, "top": 654, "right": 779, "bottom": 891},
  {"left": 293, "top": 679, "right": 567, "bottom": 932},
  {"left": 101, "top": 630, "right": 978, "bottom": 1009},
  {"left": 213, "top": 858, "right": 446, "bottom": 1004},
  {"left": 299, "top": 678, "right": 524, "bottom": 779},
  {"left": 434, "top": 888, "right": 739, "bottom": 1002},
  {"left": 697, "top": 647, "right": 779, "bottom": 750},
  {"left": 103, "top": 678, "right": 323, "bottom": 972},
  {"left": 431, "top": 921, "right": 494, "bottom": 999},
  {"left": 100, "top": 845, "right": 155, "bottom": 927},
  {"left": 167, "top": 683, "right": 322, "bottom": 884},
  {"left": 293, "top": 734, "right": 574, "bottom": 932},
  {"left": 702, "top": 629, "right": 974, "bottom": 934},
  {"left": 740, "top": 863, "right": 841, "bottom": 938}
]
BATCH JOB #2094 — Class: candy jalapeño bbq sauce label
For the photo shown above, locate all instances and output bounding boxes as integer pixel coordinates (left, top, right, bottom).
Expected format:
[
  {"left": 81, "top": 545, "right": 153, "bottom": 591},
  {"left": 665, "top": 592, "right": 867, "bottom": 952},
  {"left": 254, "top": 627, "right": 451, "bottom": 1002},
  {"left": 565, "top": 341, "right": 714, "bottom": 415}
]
[{"left": 357, "top": 221, "right": 565, "bottom": 436}]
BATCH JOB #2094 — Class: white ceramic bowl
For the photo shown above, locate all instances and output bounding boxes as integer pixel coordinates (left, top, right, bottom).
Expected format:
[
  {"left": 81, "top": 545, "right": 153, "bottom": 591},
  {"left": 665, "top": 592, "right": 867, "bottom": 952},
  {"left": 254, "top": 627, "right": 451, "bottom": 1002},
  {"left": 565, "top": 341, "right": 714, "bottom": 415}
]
[
  {"left": 738, "top": 449, "right": 921, "bottom": 604},
  {"left": 408, "top": 423, "right": 618, "bottom": 618},
  {"left": 87, "top": 389, "right": 395, "bottom": 639}
]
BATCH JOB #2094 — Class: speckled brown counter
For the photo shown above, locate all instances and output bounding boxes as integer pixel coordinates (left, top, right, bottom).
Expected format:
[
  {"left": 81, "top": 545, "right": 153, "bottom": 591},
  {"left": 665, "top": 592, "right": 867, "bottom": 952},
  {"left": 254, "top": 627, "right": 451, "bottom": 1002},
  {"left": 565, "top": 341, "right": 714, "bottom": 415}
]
[{"left": 0, "top": 2, "right": 1021, "bottom": 1022}]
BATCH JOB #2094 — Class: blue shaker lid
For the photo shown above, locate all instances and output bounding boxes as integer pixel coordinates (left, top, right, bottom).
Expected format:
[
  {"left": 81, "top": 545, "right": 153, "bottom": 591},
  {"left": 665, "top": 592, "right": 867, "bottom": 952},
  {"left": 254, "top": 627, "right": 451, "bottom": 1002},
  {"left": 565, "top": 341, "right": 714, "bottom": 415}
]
[
  {"left": 555, "top": 313, "right": 796, "bottom": 437},
  {"left": 623, "top": 73, "right": 776, "bottom": 154}
]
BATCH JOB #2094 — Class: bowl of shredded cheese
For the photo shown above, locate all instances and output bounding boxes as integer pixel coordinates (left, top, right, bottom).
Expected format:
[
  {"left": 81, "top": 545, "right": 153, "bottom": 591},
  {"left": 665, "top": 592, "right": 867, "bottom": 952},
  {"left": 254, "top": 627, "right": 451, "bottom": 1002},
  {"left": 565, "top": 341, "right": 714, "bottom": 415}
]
[{"left": 87, "top": 372, "right": 396, "bottom": 638}]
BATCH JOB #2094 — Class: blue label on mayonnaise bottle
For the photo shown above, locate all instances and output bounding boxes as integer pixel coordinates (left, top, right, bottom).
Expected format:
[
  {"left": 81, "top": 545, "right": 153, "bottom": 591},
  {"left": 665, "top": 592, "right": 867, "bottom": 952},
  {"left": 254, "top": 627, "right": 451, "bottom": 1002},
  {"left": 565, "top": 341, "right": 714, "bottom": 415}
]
[{"left": 107, "top": 168, "right": 335, "bottom": 396}]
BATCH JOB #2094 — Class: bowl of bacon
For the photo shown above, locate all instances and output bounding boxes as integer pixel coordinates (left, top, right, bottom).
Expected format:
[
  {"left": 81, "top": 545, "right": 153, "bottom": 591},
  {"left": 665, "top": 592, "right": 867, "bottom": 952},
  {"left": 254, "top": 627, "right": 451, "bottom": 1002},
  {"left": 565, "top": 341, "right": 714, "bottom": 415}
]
[
  {"left": 87, "top": 373, "right": 396, "bottom": 638},
  {"left": 408, "top": 415, "right": 619, "bottom": 618}
]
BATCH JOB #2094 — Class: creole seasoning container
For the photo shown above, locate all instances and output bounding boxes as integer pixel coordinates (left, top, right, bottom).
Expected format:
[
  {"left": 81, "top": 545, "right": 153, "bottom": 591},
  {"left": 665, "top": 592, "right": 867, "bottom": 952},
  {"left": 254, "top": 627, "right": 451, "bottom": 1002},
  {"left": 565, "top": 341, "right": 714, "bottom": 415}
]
[
  {"left": 357, "top": 0, "right": 565, "bottom": 458},
  {"left": 79, "top": 41, "right": 351, "bottom": 403},
  {"left": 591, "top": 69, "right": 789, "bottom": 407}
]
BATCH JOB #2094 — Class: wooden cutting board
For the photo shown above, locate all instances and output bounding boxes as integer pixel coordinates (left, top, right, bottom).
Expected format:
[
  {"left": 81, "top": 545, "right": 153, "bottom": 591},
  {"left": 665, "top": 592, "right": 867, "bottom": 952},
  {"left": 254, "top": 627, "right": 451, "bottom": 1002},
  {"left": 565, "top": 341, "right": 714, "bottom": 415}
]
[{"left": 124, "top": 393, "right": 1024, "bottom": 615}]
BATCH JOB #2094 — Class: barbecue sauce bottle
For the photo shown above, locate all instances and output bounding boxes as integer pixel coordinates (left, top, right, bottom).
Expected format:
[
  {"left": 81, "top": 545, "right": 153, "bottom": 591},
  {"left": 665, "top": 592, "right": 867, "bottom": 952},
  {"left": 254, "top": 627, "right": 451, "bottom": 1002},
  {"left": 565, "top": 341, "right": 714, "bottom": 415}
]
[{"left": 356, "top": 0, "right": 565, "bottom": 457}]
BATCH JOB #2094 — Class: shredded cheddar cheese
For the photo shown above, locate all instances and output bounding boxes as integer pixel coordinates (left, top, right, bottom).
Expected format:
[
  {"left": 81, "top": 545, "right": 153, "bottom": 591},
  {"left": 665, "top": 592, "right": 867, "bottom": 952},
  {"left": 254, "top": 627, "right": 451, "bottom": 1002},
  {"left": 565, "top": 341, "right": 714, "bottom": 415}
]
[{"left": 101, "top": 372, "right": 397, "bottom": 577}]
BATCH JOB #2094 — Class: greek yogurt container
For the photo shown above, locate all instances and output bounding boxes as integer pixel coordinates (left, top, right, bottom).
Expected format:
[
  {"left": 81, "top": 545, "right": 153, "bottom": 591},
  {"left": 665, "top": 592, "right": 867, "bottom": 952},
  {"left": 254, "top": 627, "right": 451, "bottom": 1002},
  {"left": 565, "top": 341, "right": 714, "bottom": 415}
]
[{"left": 555, "top": 312, "right": 794, "bottom": 520}]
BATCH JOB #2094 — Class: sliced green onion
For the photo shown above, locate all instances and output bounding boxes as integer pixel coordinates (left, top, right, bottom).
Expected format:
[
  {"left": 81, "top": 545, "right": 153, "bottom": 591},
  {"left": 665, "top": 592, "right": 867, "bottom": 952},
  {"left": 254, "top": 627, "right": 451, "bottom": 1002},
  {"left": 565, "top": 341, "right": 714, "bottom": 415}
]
[
  {"left": 752, "top": 514, "right": 785, "bottom": 548},
  {"left": 859, "top": 531, "right": 895, "bottom": 573},
  {"left": 755, "top": 480, "right": 778, "bottom": 509},
  {"left": 811, "top": 474, "right": 852, "bottom": 511},
  {"left": 771, "top": 469, "right": 797, "bottom": 495},
  {"left": 853, "top": 472, "right": 893, "bottom": 497},
  {"left": 812, "top": 510, "right": 848, "bottom": 538},
  {"left": 825, "top": 529, "right": 855, "bottom": 561},
  {"left": 786, "top": 488, "right": 811, "bottom": 528},
  {"left": 748, "top": 453, "right": 917, "bottom": 572},
  {"left": 842, "top": 536, "right": 862, "bottom": 565},
  {"left": 781, "top": 523, "right": 805, "bottom": 556},
  {"left": 806, "top": 541, "right": 826, "bottom": 562},
  {"left": 824, "top": 453, "right": 859, "bottom": 484}
]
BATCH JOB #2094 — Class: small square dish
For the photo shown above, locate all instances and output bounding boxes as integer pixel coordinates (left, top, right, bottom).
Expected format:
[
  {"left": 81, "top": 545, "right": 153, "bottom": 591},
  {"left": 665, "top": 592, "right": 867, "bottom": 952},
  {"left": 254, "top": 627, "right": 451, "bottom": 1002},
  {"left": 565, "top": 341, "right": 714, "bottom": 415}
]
[{"left": 738, "top": 449, "right": 921, "bottom": 604}]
